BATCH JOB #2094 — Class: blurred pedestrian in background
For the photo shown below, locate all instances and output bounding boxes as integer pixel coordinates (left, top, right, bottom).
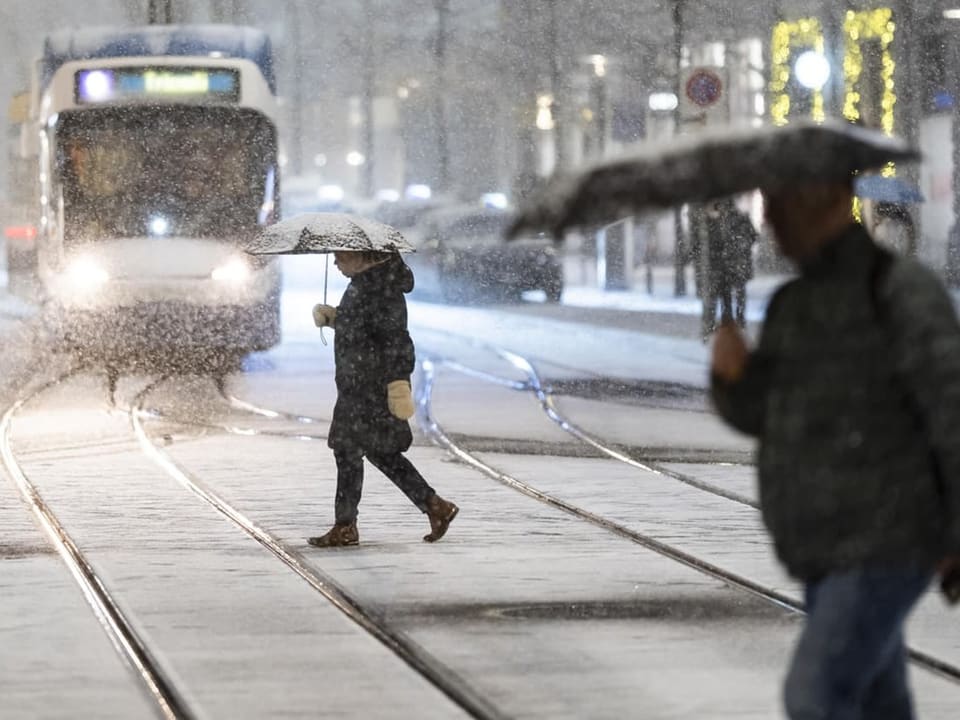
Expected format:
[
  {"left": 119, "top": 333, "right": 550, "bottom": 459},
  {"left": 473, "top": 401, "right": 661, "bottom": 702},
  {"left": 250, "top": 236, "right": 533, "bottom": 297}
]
[
  {"left": 701, "top": 198, "right": 758, "bottom": 337},
  {"left": 711, "top": 174, "right": 960, "bottom": 720}
]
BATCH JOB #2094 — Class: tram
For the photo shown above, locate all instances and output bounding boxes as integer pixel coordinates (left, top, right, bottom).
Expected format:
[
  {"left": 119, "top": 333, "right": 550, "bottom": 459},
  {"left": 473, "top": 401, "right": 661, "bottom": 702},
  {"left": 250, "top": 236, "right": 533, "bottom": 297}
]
[{"left": 33, "top": 25, "right": 282, "bottom": 358}]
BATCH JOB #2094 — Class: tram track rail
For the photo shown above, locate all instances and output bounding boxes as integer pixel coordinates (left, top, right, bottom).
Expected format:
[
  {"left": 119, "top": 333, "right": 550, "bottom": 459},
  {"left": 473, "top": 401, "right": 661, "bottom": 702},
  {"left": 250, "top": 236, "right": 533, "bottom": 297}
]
[
  {"left": 0, "top": 370, "right": 197, "bottom": 720},
  {"left": 412, "top": 357, "right": 960, "bottom": 683},
  {"left": 204, "top": 348, "right": 960, "bottom": 685},
  {"left": 131, "top": 378, "right": 506, "bottom": 720}
]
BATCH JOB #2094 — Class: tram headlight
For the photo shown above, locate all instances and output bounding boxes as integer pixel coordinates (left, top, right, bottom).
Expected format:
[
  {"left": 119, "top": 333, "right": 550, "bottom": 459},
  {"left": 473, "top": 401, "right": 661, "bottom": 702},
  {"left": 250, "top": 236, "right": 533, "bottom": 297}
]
[
  {"left": 149, "top": 216, "right": 171, "bottom": 236},
  {"left": 211, "top": 257, "right": 251, "bottom": 284},
  {"left": 65, "top": 257, "right": 110, "bottom": 291}
]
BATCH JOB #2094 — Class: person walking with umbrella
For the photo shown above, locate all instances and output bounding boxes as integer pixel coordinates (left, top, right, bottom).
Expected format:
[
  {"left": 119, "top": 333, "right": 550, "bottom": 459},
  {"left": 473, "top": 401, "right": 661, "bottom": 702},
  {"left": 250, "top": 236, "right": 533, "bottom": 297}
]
[
  {"left": 712, "top": 173, "right": 960, "bottom": 718},
  {"left": 248, "top": 214, "right": 459, "bottom": 547},
  {"left": 310, "top": 249, "right": 459, "bottom": 546},
  {"left": 508, "top": 121, "right": 960, "bottom": 719}
]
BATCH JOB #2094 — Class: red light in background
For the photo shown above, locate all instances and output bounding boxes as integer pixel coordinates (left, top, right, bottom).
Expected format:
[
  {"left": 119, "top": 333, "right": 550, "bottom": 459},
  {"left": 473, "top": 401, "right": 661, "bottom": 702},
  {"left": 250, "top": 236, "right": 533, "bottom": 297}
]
[{"left": 4, "top": 225, "right": 37, "bottom": 240}]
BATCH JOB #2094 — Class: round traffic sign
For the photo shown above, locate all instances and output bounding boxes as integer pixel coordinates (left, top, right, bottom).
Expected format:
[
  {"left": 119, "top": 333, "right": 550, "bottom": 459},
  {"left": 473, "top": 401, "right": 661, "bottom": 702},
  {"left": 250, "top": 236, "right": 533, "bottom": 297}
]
[{"left": 685, "top": 69, "right": 723, "bottom": 108}]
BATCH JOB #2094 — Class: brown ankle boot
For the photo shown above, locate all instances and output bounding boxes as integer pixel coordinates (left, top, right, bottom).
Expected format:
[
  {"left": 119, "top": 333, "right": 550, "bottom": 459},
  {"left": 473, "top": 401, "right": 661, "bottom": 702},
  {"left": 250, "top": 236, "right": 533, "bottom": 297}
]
[
  {"left": 307, "top": 520, "right": 359, "bottom": 547},
  {"left": 423, "top": 495, "right": 458, "bottom": 543}
]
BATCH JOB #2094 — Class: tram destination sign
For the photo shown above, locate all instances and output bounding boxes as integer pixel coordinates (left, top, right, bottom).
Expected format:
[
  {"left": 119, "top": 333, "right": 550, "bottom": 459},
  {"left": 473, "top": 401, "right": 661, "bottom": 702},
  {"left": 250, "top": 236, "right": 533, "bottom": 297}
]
[{"left": 75, "top": 67, "right": 240, "bottom": 105}]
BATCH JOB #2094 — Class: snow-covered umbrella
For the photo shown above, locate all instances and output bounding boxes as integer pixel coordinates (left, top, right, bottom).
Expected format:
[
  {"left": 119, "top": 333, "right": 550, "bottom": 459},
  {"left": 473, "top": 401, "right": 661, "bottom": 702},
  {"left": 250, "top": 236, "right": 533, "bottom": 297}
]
[
  {"left": 246, "top": 212, "right": 415, "bottom": 255},
  {"left": 246, "top": 213, "right": 415, "bottom": 333},
  {"left": 508, "top": 120, "right": 920, "bottom": 239}
]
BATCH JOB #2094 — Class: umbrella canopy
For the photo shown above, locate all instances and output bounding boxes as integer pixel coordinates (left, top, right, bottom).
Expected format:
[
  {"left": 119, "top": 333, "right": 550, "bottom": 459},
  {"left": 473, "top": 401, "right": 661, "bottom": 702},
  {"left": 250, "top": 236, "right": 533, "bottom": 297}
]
[
  {"left": 854, "top": 175, "right": 924, "bottom": 204},
  {"left": 246, "top": 212, "right": 415, "bottom": 255},
  {"left": 508, "top": 120, "right": 920, "bottom": 239}
]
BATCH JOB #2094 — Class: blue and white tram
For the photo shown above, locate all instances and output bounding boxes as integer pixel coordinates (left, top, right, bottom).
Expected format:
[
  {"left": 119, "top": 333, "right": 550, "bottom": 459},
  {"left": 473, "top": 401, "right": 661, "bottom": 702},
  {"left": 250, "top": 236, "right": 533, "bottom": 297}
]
[{"left": 35, "top": 25, "right": 282, "bottom": 357}]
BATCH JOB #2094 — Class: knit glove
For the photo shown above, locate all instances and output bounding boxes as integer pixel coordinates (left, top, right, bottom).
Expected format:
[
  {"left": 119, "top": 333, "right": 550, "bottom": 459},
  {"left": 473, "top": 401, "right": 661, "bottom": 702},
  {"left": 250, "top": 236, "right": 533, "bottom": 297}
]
[
  {"left": 387, "top": 380, "right": 415, "bottom": 420},
  {"left": 312, "top": 303, "right": 337, "bottom": 328}
]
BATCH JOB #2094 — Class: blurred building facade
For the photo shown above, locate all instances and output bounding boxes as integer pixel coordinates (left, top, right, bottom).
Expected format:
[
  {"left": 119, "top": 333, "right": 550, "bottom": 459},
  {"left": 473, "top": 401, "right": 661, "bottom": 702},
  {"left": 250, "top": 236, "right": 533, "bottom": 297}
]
[{"left": 5, "top": 0, "right": 960, "bottom": 277}]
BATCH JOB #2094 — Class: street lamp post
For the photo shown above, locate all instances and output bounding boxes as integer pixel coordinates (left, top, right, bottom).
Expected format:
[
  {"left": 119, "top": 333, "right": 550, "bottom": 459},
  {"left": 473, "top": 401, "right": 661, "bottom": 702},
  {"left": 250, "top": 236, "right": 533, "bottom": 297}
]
[
  {"left": 672, "top": 0, "right": 686, "bottom": 297},
  {"left": 211, "top": 0, "right": 248, "bottom": 23},
  {"left": 949, "top": 23, "right": 960, "bottom": 283},
  {"left": 288, "top": 1, "right": 303, "bottom": 177},
  {"left": 547, "top": 0, "right": 564, "bottom": 173},
  {"left": 148, "top": 0, "right": 173, "bottom": 24},
  {"left": 589, "top": 55, "right": 608, "bottom": 157},
  {"left": 433, "top": 0, "right": 451, "bottom": 193},
  {"left": 360, "top": 0, "right": 375, "bottom": 198}
]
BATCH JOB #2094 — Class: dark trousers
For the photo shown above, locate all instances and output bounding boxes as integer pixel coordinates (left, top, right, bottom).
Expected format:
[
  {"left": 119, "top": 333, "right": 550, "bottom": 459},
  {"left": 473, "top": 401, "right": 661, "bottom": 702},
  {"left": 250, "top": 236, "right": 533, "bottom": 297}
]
[
  {"left": 334, "top": 450, "right": 435, "bottom": 525},
  {"left": 784, "top": 563, "right": 933, "bottom": 720}
]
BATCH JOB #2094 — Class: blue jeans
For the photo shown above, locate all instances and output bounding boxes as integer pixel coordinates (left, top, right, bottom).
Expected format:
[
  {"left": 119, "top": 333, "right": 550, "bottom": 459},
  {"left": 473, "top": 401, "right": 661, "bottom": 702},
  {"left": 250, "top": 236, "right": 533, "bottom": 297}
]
[{"left": 784, "top": 563, "right": 934, "bottom": 720}]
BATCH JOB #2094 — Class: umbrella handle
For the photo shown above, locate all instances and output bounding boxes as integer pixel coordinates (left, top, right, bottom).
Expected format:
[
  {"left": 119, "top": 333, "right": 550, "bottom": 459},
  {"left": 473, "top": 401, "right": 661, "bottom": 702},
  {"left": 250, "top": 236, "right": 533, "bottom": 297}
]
[
  {"left": 319, "top": 254, "right": 330, "bottom": 346},
  {"left": 324, "top": 254, "right": 329, "bottom": 305}
]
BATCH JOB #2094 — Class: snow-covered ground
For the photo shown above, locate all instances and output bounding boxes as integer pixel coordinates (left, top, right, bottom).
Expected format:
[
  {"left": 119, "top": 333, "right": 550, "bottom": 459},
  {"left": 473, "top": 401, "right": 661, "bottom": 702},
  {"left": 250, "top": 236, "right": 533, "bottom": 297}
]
[{"left": 0, "top": 257, "right": 958, "bottom": 718}]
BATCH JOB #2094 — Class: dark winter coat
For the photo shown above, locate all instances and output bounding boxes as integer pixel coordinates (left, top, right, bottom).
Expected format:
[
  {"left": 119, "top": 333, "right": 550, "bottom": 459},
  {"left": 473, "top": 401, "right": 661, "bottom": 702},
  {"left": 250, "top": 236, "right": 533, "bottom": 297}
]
[
  {"left": 328, "top": 256, "right": 416, "bottom": 455},
  {"left": 712, "top": 224, "right": 960, "bottom": 580}
]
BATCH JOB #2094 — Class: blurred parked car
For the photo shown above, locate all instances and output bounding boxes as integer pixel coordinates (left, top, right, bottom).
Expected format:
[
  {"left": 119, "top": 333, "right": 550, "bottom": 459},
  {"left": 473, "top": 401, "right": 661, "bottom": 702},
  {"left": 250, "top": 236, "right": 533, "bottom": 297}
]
[
  {"left": 406, "top": 206, "right": 563, "bottom": 303},
  {"left": 372, "top": 198, "right": 448, "bottom": 232},
  {"left": 281, "top": 175, "right": 354, "bottom": 218}
]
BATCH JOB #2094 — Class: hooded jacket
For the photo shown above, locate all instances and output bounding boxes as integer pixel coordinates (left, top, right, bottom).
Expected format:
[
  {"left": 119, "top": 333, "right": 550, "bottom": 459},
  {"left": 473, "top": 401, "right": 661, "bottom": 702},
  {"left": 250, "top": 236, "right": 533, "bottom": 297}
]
[
  {"left": 712, "top": 224, "right": 960, "bottom": 579},
  {"left": 328, "top": 256, "right": 416, "bottom": 455}
]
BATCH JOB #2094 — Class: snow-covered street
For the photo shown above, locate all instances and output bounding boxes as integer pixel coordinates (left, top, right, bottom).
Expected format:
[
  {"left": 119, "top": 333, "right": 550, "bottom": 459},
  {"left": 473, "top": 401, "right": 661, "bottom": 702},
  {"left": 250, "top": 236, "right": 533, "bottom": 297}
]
[{"left": 1, "top": 256, "right": 958, "bottom": 719}]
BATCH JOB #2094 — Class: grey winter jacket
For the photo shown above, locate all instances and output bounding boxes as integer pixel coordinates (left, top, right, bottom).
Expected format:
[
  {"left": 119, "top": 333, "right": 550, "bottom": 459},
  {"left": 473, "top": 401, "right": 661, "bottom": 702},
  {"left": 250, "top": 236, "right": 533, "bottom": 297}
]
[{"left": 712, "top": 224, "right": 960, "bottom": 579}]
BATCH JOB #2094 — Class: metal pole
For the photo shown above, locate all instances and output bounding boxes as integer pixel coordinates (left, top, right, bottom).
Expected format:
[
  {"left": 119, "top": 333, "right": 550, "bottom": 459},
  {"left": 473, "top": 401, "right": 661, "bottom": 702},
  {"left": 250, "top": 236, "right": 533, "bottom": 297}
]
[
  {"left": 148, "top": 0, "right": 174, "bottom": 24},
  {"left": 547, "top": 0, "right": 564, "bottom": 173},
  {"left": 595, "top": 73, "right": 607, "bottom": 157},
  {"left": 433, "top": 0, "right": 450, "bottom": 192},
  {"left": 360, "top": 0, "right": 376, "bottom": 198},
  {"left": 672, "top": 0, "right": 687, "bottom": 296},
  {"left": 232, "top": 0, "right": 247, "bottom": 23},
  {"left": 896, "top": 0, "right": 923, "bottom": 257},
  {"left": 948, "top": 29, "right": 960, "bottom": 283},
  {"left": 289, "top": 1, "right": 303, "bottom": 177}
]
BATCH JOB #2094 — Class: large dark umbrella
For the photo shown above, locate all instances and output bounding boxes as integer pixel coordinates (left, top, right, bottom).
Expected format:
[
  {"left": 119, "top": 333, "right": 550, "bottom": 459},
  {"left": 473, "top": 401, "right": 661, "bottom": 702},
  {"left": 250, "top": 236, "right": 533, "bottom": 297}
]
[
  {"left": 246, "top": 212, "right": 415, "bottom": 255},
  {"left": 508, "top": 120, "right": 920, "bottom": 239}
]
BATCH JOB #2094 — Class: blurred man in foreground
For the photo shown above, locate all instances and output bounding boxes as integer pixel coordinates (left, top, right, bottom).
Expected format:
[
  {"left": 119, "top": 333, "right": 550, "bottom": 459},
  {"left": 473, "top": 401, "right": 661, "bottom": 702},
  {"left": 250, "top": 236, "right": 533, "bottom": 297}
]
[{"left": 711, "top": 176, "right": 960, "bottom": 719}]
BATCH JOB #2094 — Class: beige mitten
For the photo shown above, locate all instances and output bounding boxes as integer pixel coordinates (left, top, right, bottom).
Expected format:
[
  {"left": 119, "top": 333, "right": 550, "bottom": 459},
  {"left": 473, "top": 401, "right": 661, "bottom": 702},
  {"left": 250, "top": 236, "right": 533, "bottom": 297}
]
[
  {"left": 312, "top": 303, "right": 337, "bottom": 328},
  {"left": 387, "top": 380, "right": 415, "bottom": 419}
]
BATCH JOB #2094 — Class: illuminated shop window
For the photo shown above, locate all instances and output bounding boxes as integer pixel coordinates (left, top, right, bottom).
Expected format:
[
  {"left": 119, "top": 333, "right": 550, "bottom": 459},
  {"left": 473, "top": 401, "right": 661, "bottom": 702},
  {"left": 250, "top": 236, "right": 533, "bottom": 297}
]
[
  {"left": 769, "top": 18, "right": 825, "bottom": 126},
  {"left": 843, "top": 8, "right": 897, "bottom": 176}
]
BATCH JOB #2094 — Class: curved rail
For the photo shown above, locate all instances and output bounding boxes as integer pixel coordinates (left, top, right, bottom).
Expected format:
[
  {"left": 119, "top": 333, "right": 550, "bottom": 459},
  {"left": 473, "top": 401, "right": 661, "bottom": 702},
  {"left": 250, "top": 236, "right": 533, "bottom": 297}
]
[
  {"left": 493, "top": 348, "right": 757, "bottom": 508},
  {"left": 132, "top": 379, "right": 506, "bottom": 720},
  {"left": 209, "top": 357, "right": 960, "bottom": 683},
  {"left": 413, "top": 359, "right": 960, "bottom": 683},
  {"left": 1, "top": 372, "right": 197, "bottom": 720}
]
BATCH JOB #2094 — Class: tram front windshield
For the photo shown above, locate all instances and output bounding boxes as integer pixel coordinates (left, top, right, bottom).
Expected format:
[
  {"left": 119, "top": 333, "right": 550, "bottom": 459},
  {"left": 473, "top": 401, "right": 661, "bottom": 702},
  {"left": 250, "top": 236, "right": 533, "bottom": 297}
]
[{"left": 56, "top": 106, "right": 276, "bottom": 244}]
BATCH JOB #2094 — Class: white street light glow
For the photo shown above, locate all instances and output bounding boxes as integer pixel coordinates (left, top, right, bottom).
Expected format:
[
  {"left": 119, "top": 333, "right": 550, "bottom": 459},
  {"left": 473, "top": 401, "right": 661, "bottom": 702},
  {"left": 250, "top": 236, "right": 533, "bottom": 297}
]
[
  {"left": 794, "top": 50, "right": 831, "bottom": 91},
  {"left": 149, "top": 216, "right": 170, "bottom": 236}
]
